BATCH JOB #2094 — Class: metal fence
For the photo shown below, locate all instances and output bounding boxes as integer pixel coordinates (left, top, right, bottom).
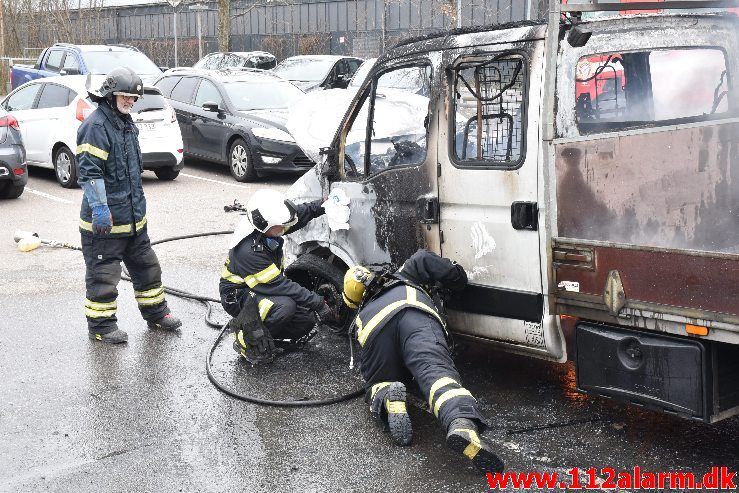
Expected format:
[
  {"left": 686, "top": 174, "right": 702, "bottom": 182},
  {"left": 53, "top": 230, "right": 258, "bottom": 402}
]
[{"left": 16, "top": 0, "right": 543, "bottom": 67}]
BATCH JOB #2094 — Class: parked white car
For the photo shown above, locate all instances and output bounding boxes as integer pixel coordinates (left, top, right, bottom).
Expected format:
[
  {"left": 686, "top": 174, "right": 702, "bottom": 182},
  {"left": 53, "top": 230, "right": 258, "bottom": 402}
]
[{"left": 0, "top": 75, "right": 184, "bottom": 187}]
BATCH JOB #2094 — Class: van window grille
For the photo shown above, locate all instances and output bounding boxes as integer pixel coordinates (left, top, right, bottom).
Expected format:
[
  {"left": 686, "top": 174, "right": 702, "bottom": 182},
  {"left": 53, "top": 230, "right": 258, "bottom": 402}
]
[{"left": 453, "top": 53, "right": 526, "bottom": 167}]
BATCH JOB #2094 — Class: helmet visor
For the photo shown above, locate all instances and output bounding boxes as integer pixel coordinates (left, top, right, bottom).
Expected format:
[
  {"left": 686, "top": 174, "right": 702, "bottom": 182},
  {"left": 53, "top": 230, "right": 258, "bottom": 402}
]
[
  {"left": 112, "top": 91, "right": 142, "bottom": 100},
  {"left": 282, "top": 199, "right": 298, "bottom": 229}
]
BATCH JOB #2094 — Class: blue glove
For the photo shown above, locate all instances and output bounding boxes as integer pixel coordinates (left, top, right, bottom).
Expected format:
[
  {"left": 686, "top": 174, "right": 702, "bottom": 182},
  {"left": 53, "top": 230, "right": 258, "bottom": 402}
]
[
  {"left": 92, "top": 204, "right": 112, "bottom": 235},
  {"left": 80, "top": 179, "right": 108, "bottom": 208}
]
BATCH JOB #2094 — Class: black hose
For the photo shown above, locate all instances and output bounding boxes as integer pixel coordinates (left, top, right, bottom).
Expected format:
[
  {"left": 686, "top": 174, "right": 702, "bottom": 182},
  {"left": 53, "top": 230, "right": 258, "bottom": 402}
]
[
  {"left": 205, "top": 322, "right": 364, "bottom": 407},
  {"left": 133, "top": 229, "right": 365, "bottom": 407}
]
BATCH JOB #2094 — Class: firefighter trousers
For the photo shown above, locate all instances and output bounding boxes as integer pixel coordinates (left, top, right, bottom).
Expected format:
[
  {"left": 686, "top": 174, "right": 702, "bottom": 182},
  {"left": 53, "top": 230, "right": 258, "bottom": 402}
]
[
  {"left": 81, "top": 230, "right": 169, "bottom": 334},
  {"left": 220, "top": 288, "right": 316, "bottom": 340},
  {"left": 360, "top": 308, "right": 487, "bottom": 432}
]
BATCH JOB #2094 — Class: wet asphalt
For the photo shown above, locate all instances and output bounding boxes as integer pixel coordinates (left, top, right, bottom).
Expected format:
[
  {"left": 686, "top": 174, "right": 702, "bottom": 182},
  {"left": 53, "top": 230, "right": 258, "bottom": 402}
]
[{"left": 1, "top": 161, "right": 737, "bottom": 493}]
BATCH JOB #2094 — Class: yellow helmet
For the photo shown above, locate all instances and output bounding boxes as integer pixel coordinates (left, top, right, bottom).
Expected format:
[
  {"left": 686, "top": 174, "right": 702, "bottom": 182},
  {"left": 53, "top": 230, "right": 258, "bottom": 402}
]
[{"left": 343, "top": 265, "right": 373, "bottom": 309}]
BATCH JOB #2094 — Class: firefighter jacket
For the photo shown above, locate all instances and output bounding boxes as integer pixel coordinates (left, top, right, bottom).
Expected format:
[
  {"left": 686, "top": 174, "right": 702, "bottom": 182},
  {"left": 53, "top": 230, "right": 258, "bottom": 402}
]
[
  {"left": 220, "top": 199, "right": 326, "bottom": 312},
  {"left": 77, "top": 101, "right": 146, "bottom": 237},
  {"left": 354, "top": 249, "right": 467, "bottom": 347}
]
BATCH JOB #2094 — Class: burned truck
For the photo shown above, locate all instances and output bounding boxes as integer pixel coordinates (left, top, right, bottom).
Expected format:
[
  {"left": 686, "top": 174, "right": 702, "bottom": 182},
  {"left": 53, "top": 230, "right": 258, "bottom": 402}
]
[{"left": 284, "top": 1, "right": 739, "bottom": 423}]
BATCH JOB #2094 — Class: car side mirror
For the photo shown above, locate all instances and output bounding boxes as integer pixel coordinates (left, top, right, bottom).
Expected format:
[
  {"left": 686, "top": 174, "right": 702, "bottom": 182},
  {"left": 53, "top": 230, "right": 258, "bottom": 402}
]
[
  {"left": 60, "top": 68, "right": 79, "bottom": 76},
  {"left": 203, "top": 101, "right": 220, "bottom": 112},
  {"left": 159, "top": 66, "right": 169, "bottom": 72}
]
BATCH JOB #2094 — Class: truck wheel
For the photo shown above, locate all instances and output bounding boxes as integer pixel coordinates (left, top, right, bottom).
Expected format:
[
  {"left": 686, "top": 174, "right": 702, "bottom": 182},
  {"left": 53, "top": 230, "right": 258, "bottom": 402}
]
[
  {"left": 54, "top": 146, "right": 78, "bottom": 188},
  {"left": 285, "top": 253, "right": 352, "bottom": 334},
  {"left": 154, "top": 168, "right": 180, "bottom": 181},
  {"left": 228, "top": 138, "right": 256, "bottom": 182},
  {"left": 0, "top": 181, "right": 24, "bottom": 199}
]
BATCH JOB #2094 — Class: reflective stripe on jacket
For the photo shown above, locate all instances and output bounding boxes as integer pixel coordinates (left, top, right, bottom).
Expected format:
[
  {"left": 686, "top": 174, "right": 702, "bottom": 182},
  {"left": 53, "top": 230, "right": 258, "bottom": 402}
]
[
  {"left": 77, "top": 101, "right": 146, "bottom": 237},
  {"left": 355, "top": 283, "right": 444, "bottom": 347}
]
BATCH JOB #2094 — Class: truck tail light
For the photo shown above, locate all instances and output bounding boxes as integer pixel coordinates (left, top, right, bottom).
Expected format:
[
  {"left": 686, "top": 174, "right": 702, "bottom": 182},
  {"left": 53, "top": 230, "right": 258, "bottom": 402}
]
[
  {"left": 0, "top": 115, "right": 19, "bottom": 130},
  {"left": 76, "top": 99, "right": 93, "bottom": 121}
]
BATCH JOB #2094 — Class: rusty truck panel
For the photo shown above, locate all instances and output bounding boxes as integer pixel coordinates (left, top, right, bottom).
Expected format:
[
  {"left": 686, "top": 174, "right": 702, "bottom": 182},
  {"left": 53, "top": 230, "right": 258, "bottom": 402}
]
[
  {"left": 553, "top": 123, "right": 739, "bottom": 336},
  {"left": 554, "top": 241, "right": 739, "bottom": 318},
  {"left": 555, "top": 124, "right": 739, "bottom": 253}
]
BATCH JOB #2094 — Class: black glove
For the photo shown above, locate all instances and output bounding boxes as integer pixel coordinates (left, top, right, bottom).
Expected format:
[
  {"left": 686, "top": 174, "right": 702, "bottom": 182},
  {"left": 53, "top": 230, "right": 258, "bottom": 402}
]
[
  {"left": 316, "top": 301, "right": 335, "bottom": 323},
  {"left": 234, "top": 294, "right": 276, "bottom": 364},
  {"left": 249, "top": 324, "right": 276, "bottom": 355}
]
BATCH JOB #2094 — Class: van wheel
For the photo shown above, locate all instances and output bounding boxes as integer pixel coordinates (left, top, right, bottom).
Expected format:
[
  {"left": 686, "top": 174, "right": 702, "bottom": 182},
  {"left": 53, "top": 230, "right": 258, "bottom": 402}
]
[
  {"left": 54, "top": 146, "right": 78, "bottom": 188},
  {"left": 0, "top": 181, "right": 24, "bottom": 199},
  {"left": 228, "top": 138, "right": 256, "bottom": 182},
  {"left": 285, "top": 253, "right": 352, "bottom": 335},
  {"left": 154, "top": 168, "right": 180, "bottom": 181}
]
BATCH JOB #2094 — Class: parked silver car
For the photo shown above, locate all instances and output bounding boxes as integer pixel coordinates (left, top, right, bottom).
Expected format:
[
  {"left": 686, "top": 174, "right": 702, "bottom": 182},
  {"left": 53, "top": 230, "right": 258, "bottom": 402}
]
[
  {"left": 273, "top": 55, "right": 362, "bottom": 92},
  {"left": 193, "top": 52, "right": 276, "bottom": 71}
]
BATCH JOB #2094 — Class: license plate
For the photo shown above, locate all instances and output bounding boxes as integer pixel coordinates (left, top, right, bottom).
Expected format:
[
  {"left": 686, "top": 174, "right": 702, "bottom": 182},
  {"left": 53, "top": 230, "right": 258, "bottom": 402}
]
[{"left": 138, "top": 122, "right": 156, "bottom": 131}]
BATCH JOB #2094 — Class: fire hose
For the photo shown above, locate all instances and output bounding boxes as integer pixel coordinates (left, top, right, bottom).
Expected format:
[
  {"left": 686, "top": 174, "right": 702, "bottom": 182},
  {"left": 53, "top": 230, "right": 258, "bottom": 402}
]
[{"left": 12, "top": 228, "right": 363, "bottom": 408}]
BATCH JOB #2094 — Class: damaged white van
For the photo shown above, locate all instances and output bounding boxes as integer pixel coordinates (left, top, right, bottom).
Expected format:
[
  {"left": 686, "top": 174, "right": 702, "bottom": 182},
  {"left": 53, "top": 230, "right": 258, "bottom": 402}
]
[{"left": 283, "top": 1, "right": 739, "bottom": 423}]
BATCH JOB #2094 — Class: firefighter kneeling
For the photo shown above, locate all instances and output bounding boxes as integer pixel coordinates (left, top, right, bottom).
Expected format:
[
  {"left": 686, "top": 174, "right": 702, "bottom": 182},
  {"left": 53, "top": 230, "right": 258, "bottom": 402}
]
[
  {"left": 219, "top": 189, "right": 337, "bottom": 364},
  {"left": 344, "top": 250, "right": 504, "bottom": 473}
]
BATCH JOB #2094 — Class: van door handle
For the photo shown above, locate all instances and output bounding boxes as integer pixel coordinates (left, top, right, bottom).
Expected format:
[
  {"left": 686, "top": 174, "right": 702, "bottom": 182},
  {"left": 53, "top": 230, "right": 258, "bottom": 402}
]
[
  {"left": 511, "top": 201, "right": 538, "bottom": 230},
  {"left": 417, "top": 196, "right": 439, "bottom": 224}
]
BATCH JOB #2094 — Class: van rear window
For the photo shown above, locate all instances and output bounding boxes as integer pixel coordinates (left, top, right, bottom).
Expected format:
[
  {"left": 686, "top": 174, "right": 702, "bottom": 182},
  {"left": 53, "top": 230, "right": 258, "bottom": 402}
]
[{"left": 575, "top": 48, "right": 730, "bottom": 134}]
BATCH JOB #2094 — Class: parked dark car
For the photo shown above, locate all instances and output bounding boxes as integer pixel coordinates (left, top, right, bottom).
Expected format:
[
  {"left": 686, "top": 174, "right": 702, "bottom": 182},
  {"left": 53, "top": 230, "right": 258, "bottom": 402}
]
[
  {"left": 193, "top": 51, "right": 277, "bottom": 71},
  {"left": 0, "top": 109, "right": 27, "bottom": 199},
  {"left": 272, "top": 55, "right": 363, "bottom": 92},
  {"left": 154, "top": 68, "right": 313, "bottom": 181}
]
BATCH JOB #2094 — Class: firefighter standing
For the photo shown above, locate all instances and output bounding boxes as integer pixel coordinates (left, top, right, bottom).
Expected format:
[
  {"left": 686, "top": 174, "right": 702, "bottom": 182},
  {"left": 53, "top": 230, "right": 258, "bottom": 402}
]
[
  {"left": 78, "top": 67, "right": 181, "bottom": 344},
  {"left": 343, "top": 249, "right": 504, "bottom": 472},
  {"left": 220, "top": 189, "right": 335, "bottom": 364}
]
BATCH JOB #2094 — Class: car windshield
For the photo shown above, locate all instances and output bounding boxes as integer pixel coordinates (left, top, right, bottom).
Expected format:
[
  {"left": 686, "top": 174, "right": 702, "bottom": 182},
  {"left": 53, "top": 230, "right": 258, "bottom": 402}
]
[
  {"left": 224, "top": 80, "right": 304, "bottom": 110},
  {"left": 132, "top": 90, "right": 168, "bottom": 113},
  {"left": 83, "top": 51, "right": 162, "bottom": 75},
  {"left": 273, "top": 58, "right": 335, "bottom": 82}
]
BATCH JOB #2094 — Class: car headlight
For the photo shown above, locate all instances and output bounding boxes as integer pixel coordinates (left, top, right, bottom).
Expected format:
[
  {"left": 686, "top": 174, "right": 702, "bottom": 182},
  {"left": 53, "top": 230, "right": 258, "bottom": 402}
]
[{"left": 251, "top": 127, "right": 295, "bottom": 143}]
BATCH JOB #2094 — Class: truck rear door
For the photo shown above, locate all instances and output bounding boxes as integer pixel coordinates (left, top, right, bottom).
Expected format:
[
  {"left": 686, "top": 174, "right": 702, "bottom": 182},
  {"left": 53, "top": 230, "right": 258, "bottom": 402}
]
[{"left": 437, "top": 29, "right": 562, "bottom": 359}]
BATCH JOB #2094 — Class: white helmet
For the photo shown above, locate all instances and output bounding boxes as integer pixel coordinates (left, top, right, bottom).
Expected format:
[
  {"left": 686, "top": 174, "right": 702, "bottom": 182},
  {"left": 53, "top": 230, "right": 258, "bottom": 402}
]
[{"left": 229, "top": 189, "right": 299, "bottom": 248}]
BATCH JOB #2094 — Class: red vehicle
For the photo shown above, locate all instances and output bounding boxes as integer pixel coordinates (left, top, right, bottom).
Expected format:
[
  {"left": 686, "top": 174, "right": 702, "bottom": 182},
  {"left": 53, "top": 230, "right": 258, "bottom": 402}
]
[{"left": 575, "top": 54, "right": 626, "bottom": 121}]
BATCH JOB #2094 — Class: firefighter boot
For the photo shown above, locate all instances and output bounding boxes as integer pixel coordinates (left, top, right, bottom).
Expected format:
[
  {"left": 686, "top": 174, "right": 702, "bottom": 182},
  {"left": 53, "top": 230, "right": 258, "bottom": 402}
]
[
  {"left": 446, "top": 418, "right": 504, "bottom": 473},
  {"left": 147, "top": 313, "right": 182, "bottom": 331},
  {"left": 89, "top": 328, "right": 128, "bottom": 344},
  {"left": 231, "top": 295, "right": 275, "bottom": 365},
  {"left": 370, "top": 381, "right": 412, "bottom": 446}
]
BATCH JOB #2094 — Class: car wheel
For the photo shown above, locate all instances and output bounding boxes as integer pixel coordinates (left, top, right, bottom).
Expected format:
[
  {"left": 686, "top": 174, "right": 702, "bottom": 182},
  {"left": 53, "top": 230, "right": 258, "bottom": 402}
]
[
  {"left": 0, "top": 181, "right": 24, "bottom": 199},
  {"left": 228, "top": 138, "right": 256, "bottom": 182},
  {"left": 154, "top": 168, "right": 180, "bottom": 181},
  {"left": 54, "top": 146, "right": 78, "bottom": 188},
  {"left": 285, "top": 253, "right": 352, "bottom": 335}
]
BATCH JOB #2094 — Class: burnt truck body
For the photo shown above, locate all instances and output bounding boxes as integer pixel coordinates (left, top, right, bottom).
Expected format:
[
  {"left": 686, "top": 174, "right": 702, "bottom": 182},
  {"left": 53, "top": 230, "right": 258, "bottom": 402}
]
[{"left": 285, "top": 1, "right": 739, "bottom": 422}]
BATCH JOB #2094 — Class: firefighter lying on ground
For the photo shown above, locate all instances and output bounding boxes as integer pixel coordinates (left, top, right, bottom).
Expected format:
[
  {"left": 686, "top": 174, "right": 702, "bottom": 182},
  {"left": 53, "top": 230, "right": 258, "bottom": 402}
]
[
  {"left": 343, "top": 249, "right": 504, "bottom": 472},
  {"left": 220, "top": 189, "right": 337, "bottom": 364}
]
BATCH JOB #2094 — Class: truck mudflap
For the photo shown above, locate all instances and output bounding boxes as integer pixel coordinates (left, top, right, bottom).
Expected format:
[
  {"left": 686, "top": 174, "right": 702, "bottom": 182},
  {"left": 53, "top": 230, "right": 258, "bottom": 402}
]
[{"left": 576, "top": 322, "right": 739, "bottom": 422}]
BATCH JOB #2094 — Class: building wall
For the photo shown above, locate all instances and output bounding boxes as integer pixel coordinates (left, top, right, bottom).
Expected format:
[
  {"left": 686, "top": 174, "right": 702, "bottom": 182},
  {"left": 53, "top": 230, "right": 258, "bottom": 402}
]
[{"left": 29, "top": 0, "right": 542, "bottom": 66}]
